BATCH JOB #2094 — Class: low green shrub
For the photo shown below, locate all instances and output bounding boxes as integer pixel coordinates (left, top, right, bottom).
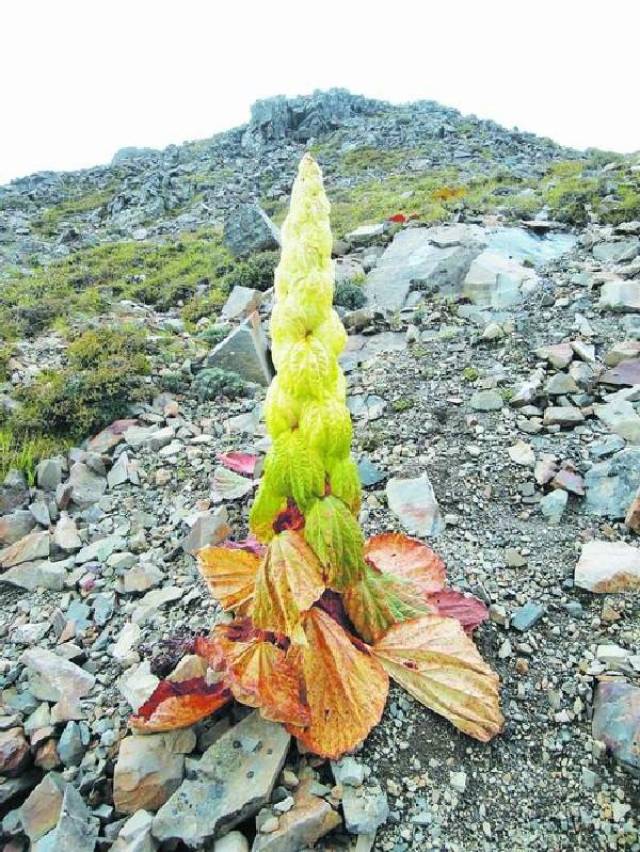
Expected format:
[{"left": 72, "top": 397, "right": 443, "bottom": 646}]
[
  {"left": 224, "top": 250, "right": 280, "bottom": 292},
  {"left": 158, "top": 372, "right": 188, "bottom": 394},
  {"left": 197, "top": 324, "right": 231, "bottom": 347},
  {"left": 68, "top": 324, "right": 147, "bottom": 369},
  {"left": 7, "top": 324, "right": 152, "bottom": 441},
  {"left": 334, "top": 281, "right": 366, "bottom": 310},
  {"left": 193, "top": 368, "right": 246, "bottom": 400}
]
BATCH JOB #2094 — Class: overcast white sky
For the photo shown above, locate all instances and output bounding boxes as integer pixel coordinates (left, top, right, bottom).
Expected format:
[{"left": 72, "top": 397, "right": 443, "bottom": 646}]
[{"left": 1, "top": 0, "right": 638, "bottom": 185}]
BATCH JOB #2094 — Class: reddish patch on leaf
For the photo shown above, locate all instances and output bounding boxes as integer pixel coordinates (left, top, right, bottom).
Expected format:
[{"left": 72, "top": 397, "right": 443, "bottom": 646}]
[
  {"left": 130, "top": 676, "right": 231, "bottom": 732},
  {"left": 217, "top": 451, "right": 258, "bottom": 476},
  {"left": 222, "top": 537, "right": 266, "bottom": 557},
  {"left": 427, "top": 589, "right": 489, "bottom": 634},
  {"left": 388, "top": 213, "right": 407, "bottom": 223},
  {"left": 315, "top": 589, "right": 356, "bottom": 634},
  {"left": 273, "top": 500, "right": 305, "bottom": 534},
  {"left": 202, "top": 621, "right": 308, "bottom": 725}
]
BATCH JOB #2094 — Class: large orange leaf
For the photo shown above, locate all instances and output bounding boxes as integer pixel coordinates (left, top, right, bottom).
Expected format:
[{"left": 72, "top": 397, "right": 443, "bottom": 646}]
[
  {"left": 373, "top": 616, "right": 503, "bottom": 742},
  {"left": 365, "top": 532, "right": 446, "bottom": 595},
  {"left": 343, "top": 564, "right": 429, "bottom": 643},
  {"left": 214, "top": 627, "right": 310, "bottom": 727},
  {"left": 197, "top": 547, "right": 259, "bottom": 612},
  {"left": 252, "top": 530, "right": 325, "bottom": 644},
  {"left": 130, "top": 677, "right": 231, "bottom": 733},
  {"left": 286, "top": 607, "right": 389, "bottom": 759}
]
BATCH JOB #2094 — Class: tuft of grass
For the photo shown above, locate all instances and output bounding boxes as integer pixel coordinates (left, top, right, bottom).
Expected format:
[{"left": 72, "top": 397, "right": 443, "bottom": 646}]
[{"left": 0, "top": 430, "right": 65, "bottom": 485}]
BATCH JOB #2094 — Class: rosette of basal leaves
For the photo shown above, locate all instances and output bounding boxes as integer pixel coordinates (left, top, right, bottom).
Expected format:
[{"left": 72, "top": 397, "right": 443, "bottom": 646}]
[{"left": 130, "top": 155, "right": 504, "bottom": 761}]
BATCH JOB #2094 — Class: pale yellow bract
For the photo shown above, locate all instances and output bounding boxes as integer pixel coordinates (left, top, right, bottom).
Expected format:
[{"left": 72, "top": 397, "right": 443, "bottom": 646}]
[{"left": 251, "top": 155, "right": 360, "bottom": 541}]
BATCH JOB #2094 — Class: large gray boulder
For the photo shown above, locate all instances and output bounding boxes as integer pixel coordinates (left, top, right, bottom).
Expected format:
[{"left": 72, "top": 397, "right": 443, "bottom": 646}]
[
  {"left": 205, "top": 312, "right": 273, "bottom": 386},
  {"left": 364, "top": 225, "right": 482, "bottom": 311},
  {"left": 223, "top": 204, "right": 280, "bottom": 257}
]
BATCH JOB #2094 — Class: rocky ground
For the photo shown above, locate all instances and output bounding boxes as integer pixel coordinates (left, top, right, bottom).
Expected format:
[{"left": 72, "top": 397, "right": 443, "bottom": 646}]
[{"left": 0, "top": 91, "right": 639, "bottom": 852}]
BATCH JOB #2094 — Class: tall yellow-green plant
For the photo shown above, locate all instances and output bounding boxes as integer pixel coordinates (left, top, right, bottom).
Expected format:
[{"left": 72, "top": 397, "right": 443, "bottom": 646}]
[
  {"left": 131, "top": 155, "right": 503, "bottom": 760},
  {"left": 250, "top": 155, "right": 363, "bottom": 586}
]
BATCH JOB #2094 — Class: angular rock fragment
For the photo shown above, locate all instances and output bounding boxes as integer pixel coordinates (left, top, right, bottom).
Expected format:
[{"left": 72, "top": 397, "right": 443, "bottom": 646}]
[
  {"left": 114, "top": 730, "right": 196, "bottom": 814},
  {"left": 53, "top": 514, "right": 82, "bottom": 551},
  {"left": 20, "top": 772, "right": 66, "bottom": 843},
  {"left": 626, "top": 487, "right": 640, "bottom": 533},
  {"left": 21, "top": 648, "right": 95, "bottom": 704},
  {"left": 205, "top": 312, "right": 274, "bottom": 386},
  {"left": 44, "top": 783, "right": 100, "bottom": 852},
  {"left": 543, "top": 406, "right": 584, "bottom": 427},
  {"left": 386, "top": 474, "right": 444, "bottom": 538},
  {"left": 593, "top": 400, "right": 640, "bottom": 444},
  {"left": 540, "top": 490, "right": 568, "bottom": 525},
  {"left": 1, "top": 559, "right": 67, "bottom": 591},
  {"left": 69, "top": 462, "right": 107, "bottom": 507},
  {"left": 0, "top": 510, "right": 36, "bottom": 545},
  {"left": 574, "top": 540, "right": 640, "bottom": 592},
  {"left": 182, "top": 508, "right": 231, "bottom": 555},
  {"left": 342, "top": 784, "right": 389, "bottom": 835},
  {"left": 463, "top": 250, "right": 538, "bottom": 308},
  {"left": 0, "top": 530, "right": 49, "bottom": 568},
  {"left": 36, "top": 457, "right": 64, "bottom": 492},
  {"left": 534, "top": 343, "right": 573, "bottom": 369},
  {"left": 585, "top": 448, "right": 640, "bottom": 517},
  {"left": 111, "top": 809, "right": 157, "bottom": 852},
  {"left": 599, "top": 279, "right": 640, "bottom": 312},
  {"left": 0, "top": 727, "right": 30, "bottom": 776},
  {"left": 252, "top": 779, "right": 341, "bottom": 852},
  {"left": 592, "top": 681, "right": 640, "bottom": 776},
  {"left": 222, "top": 286, "right": 264, "bottom": 321}
]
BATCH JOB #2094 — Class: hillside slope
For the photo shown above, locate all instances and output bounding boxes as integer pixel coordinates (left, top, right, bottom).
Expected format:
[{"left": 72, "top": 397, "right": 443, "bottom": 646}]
[{"left": 0, "top": 91, "right": 639, "bottom": 851}]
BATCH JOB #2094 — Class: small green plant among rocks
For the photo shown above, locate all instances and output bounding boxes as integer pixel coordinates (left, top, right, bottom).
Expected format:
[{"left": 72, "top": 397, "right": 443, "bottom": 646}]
[
  {"left": 334, "top": 280, "right": 367, "bottom": 310},
  {"left": 197, "top": 325, "right": 231, "bottom": 347},
  {"left": 193, "top": 367, "right": 247, "bottom": 401}
]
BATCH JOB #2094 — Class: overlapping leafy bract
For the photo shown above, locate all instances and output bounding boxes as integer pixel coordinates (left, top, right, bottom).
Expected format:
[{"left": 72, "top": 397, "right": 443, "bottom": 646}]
[{"left": 130, "top": 154, "right": 503, "bottom": 759}]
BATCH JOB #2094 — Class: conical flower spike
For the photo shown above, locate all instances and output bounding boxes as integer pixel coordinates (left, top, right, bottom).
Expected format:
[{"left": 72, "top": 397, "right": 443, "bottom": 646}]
[{"left": 250, "top": 155, "right": 362, "bottom": 575}]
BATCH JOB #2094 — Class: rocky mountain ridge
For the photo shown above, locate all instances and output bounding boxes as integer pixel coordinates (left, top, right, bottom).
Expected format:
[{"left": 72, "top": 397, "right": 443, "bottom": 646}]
[{"left": 1, "top": 88, "right": 584, "bottom": 269}]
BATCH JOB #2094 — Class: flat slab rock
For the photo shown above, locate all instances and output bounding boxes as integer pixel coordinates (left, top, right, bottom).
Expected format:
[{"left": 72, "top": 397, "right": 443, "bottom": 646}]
[
  {"left": 152, "top": 712, "right": 290, "bottom": 847},
  {"left": 574, "top": 540, "right": 640, "bottom": 593}
]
